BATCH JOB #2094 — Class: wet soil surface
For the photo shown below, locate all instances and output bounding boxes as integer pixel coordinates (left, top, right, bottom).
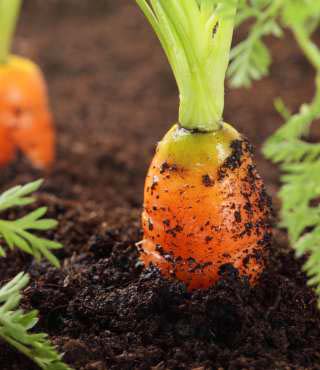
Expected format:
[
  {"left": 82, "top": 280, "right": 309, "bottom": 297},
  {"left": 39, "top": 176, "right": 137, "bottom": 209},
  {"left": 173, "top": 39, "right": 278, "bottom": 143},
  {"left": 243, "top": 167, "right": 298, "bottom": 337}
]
[{"left": 1, "top": 1, "right": 320, "bottom": 369}]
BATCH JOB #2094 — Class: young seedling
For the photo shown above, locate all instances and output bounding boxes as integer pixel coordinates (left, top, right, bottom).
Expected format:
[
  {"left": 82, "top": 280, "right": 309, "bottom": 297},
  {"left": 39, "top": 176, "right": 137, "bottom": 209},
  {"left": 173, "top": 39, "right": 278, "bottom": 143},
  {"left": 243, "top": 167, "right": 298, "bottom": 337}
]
[
  {"left": 0, "top": 180, "right": 71, "bottom": 369},
  {"left": 136, "top": 0, "right": 272, "bottom": 290},
  {"left": 229, "top": 1, "right": 320, "bottom": 305},
  {"left": 0, "top": 0, "right": 55, "bottom": 169}
]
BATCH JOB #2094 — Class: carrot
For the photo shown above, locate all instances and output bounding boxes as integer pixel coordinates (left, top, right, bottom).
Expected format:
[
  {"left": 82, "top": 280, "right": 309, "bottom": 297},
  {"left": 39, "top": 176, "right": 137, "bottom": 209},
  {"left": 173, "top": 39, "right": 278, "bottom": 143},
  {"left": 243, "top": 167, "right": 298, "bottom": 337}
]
[
  {"left": 0, "top": 0, "right": 55, "bottom": 169},
  {"left": 136, "top": 0, "right": 272, "bottom": 290}
]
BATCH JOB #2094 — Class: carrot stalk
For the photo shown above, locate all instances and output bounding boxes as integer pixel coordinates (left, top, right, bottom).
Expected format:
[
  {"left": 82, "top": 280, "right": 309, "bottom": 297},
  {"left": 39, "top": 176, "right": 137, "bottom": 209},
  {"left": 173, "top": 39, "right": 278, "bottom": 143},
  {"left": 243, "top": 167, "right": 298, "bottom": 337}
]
[
  {"left": 0, "top": 0, "right": 22, "bottom": 64},
  {"left": 136, "top": 0, "right": 272, "bottom": 290},
  {"left": 137, "top": 0, "right": 236, "bottom": 131}
]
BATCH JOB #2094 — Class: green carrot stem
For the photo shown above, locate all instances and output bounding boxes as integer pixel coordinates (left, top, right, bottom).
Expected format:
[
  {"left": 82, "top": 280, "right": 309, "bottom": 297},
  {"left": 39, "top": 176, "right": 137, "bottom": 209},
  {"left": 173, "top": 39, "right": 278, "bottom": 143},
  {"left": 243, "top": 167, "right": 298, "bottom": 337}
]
[
  {"left": 292, "top": 24, "right": 320, "bottom": 72},
  {"left": 0, "top": 0, "right": 22, "bottom": 64},
  {"left": 136, "top": 1, "right": 238, "bottom": 132}
]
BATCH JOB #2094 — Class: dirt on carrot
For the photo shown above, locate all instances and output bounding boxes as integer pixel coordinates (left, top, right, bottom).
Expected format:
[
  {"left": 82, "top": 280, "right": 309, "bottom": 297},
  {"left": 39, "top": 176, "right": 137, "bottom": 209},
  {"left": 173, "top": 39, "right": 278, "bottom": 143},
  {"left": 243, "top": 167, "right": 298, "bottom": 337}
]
[{"left": 0, "top": 1, "right": 320, "bottom": 369}]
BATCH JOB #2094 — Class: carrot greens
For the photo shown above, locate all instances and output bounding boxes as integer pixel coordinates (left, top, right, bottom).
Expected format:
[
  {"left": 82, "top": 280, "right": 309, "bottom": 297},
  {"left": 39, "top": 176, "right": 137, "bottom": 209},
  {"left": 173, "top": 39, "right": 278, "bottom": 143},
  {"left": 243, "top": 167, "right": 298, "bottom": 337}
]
[
  {"left": 0, "top": 179, "right": 62, "bottom": 267},
  {"left": 0, "top": 273, "right": 71, "bottom": 370},
  {"left": 0, "top": 180, "right": 71, "bottom": 369},
  {"left": 0, "top": 0, "right": 22, "bottom": 64},
  {"left": 136, "top": 0, "right": 238, "bottom": 131},
  {"left": 230, "top": 1, "right": 320, "bottom": 305},
  {"left": 229, "top": 0, "right": 283, "bottom": 88}
]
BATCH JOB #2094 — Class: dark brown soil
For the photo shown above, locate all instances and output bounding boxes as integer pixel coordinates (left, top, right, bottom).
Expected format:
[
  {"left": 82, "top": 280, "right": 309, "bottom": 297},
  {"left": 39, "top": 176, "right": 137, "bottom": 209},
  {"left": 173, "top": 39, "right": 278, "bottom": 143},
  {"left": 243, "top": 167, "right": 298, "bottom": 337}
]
[{"left": 1, "top": 1, "right": 320, "bottom": 369}]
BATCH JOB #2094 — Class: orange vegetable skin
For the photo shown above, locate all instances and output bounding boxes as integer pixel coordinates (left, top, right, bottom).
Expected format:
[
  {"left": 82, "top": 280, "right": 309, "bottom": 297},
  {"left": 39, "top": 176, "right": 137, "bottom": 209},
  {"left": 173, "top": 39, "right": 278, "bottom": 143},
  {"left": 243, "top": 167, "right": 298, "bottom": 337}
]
[
  {"left": 141, "top": 123, "right": 272, "bottom": 290},
  {"left": 0, "top": 56, "right": 55, "bottom": 168}
]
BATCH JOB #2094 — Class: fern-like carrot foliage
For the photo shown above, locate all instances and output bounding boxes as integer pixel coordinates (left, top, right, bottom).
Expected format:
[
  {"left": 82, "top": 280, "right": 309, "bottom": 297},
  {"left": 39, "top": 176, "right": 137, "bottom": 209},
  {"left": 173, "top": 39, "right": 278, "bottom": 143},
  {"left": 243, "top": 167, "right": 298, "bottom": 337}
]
[
  {"left": 0, "top": 179, "right": 62, "bottom": 267},
  {"left": 0, "top": 180, "right": 71, "bottom": 369},
  {"left": 0, "top": 273, "right": 71, "bottom": 370},
  {"left": 230, "top": 0, "right": 320, "bottom": 305}
]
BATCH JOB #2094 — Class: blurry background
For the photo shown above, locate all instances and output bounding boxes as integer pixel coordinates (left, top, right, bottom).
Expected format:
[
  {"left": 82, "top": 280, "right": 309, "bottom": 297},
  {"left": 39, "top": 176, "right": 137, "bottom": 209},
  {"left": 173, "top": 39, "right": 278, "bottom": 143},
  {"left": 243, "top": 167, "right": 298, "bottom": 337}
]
[{"left": 1, "top": 0, "right": 317, "bottom": 217}]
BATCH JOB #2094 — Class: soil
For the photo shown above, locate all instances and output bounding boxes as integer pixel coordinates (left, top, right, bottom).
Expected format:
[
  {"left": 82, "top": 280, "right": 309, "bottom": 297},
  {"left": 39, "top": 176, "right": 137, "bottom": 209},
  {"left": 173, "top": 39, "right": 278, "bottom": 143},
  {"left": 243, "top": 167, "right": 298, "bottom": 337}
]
[{"left": 0, "top": 1, "right": 320, "bottom": 369}]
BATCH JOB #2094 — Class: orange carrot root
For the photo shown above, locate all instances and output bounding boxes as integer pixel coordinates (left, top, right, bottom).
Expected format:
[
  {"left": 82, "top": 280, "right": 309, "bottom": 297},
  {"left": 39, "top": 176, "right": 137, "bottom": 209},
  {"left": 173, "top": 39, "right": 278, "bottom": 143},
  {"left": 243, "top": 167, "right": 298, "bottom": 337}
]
[
  {"left": 0, "top": 56, "right": 55, "bottom": 169},
  {"left": 141, "top": 123, "right": 272, "bottom": 290}
]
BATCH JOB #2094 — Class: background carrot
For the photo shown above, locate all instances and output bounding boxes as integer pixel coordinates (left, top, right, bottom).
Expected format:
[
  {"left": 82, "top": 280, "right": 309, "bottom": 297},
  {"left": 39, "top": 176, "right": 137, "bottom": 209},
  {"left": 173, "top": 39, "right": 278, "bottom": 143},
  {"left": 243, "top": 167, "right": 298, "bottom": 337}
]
[
  {"left": 136, "top": 0, "right": 272, "bottom": 290},
  {"left": 0, "top": 0, "right": 55, "bottom": 169}
]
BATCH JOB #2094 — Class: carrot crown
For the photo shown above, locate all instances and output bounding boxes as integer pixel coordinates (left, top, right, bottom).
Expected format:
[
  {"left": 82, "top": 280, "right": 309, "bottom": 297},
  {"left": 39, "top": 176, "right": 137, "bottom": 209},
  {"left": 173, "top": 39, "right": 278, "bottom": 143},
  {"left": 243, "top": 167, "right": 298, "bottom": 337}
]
[
  {"left": 136, "top": 0, "right": 238, "bottom": 132},
  {"left": 0, "top": 0, "right": 22, "bottom": 64}
]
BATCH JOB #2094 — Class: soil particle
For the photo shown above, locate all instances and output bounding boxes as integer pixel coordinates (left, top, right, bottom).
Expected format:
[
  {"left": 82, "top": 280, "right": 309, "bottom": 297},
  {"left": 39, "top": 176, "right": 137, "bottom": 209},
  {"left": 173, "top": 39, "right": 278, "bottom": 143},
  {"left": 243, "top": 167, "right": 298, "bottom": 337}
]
[
  {"left": 151, "top": 176, "right": 159, "bottom": 193},
  {"left": 163, "top": 219, "right": 170, "bottom": 226},
  {"left": 234, "top": 210, "right": 242, "bottom": 223},
  {"left": 202, "top": 174, "right": 214, "bottom": 187},
  {"left": 165, "top": 224, "right": 183, "bottom": 237},
  {"left": 148, "top": 218, "right": 154, "bottom": 231},
  {"left": 160, "top": 162, "right": 178, "bottom": 174},
  {"left": 218, "top": 139, "right": 244, "bottom": 180}
]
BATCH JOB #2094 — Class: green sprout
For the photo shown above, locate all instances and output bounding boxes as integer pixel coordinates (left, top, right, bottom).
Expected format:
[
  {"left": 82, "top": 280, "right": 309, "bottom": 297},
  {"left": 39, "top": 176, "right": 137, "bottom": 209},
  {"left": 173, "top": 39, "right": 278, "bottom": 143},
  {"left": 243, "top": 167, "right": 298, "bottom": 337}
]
[{"left": 230, "top": 1, "right": 320, "bottom": 305}]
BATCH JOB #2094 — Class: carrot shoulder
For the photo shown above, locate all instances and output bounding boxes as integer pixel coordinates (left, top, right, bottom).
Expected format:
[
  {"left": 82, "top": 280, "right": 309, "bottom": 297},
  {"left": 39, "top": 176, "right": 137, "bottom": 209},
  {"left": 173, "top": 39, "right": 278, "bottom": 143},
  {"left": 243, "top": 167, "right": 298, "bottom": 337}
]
[{"left": 141, "top": 124, "right": 272, "bottom": 289}]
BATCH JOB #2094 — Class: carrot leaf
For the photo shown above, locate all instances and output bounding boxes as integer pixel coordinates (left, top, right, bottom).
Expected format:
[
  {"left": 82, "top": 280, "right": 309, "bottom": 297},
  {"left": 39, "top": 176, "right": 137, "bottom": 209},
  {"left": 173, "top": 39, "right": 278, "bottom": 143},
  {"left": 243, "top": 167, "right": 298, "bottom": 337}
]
[
  {"left": 0, "top": 181, "right": 70, "bottom": 368},
  {"left": 229, "top": 0, "right": 283, "bottom": 88},
  {"left": 0, "top": 180, "right": 62, "bottom": 267},
  {"left": 0, "top": 272, "right": 72, "bottom": 369},
  {"left": 231, "top": 1, "right": 320, "bottom": 306}
]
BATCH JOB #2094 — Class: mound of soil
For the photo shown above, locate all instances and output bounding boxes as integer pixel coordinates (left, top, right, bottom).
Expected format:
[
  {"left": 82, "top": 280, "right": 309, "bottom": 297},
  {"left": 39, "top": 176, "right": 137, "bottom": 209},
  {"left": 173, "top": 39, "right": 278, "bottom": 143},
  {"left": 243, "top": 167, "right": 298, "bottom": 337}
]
[
  {"left": 1, "top": 1, "right": 320, "bottom": 369},
  {"left": 1, "top": 199, "right": 320, "bottom": 370}
]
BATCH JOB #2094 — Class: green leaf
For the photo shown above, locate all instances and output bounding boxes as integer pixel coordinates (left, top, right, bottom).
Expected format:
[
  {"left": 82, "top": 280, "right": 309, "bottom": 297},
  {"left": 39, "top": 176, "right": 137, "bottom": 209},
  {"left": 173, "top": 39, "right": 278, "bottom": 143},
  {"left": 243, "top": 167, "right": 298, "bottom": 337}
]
[
  {"left": 0, "top": 181, "right": 62, "bottom": 267},
  {"left": 0, "top": 274, "right": 72, "bottom": 370},
  {"left": 263, "top": 74, "right": 320, "bottom": 306},
  {"left": 229, "top": 0, "right": 283, "bottom": 87},
  {"left": 282, "top": 0, "right": 320, "bottom": 27},
  {"left": 0, "top": 179, "right": 43, "bottom": 212}
]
